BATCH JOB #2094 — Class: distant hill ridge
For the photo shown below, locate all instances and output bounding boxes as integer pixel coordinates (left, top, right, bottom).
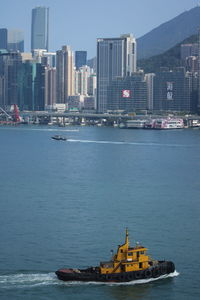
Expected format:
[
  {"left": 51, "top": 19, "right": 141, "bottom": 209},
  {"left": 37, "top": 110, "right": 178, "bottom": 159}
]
[
  {"left": 137, "top": 6, "right": 200, "bottom": 59},
  {"left": 138, "top": 34, "right": 198, "bottom": 73}
]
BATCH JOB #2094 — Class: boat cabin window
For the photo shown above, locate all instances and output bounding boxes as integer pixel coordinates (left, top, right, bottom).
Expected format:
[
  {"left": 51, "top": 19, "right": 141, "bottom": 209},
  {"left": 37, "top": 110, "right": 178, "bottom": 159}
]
[
  {"left": 128, "top": 252, "right": 132, "bottom": 256},
  {"left": 120, "top": 249, "right": 123, "bottom": 253},
  {"left": 137, "top": 251, "right": 140, "bottom": 258},
  {"left": 140, "top": 251, "right": 144, "bottom": 254},
  {"left": 139, "top": 263, "right": 143, "bottom": 268}
]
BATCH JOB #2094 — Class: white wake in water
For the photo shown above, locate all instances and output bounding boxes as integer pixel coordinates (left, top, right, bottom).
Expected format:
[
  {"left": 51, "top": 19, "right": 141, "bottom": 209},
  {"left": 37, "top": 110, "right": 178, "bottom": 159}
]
[
  {"left": 67, "top": 139, "right": 189, "bottom": 147},
  {"left": 0, "top": 272, "right": 59, "bottom": 288},
  {"left": 0, "top": 271, "right": 179, "bottom": 289}
]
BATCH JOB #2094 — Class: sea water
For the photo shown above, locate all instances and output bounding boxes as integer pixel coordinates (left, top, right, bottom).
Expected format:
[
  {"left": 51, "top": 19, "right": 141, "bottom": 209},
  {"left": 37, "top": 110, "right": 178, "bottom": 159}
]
[{"left": 0, "top": 126, "right": 199, "bottom": 300}]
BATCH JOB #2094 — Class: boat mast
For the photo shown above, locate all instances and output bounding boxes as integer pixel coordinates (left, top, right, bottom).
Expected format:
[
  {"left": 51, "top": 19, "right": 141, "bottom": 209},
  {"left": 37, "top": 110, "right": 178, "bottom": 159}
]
[{"left": 125, "top": 228, "right": 129, "bottom": 249}]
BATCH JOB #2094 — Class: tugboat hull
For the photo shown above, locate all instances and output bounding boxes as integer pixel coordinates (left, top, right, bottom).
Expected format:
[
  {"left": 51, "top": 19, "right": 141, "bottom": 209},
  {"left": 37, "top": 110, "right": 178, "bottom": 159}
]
[{"left": 55, "top": 261, "right": 175, "bottom": 282}]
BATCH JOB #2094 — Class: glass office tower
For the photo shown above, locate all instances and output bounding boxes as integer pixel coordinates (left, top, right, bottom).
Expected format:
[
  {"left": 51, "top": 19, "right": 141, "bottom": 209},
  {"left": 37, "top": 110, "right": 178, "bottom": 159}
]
[
  {"left": 0, "top": 29, "right": 8, "bottom": 49},
  {"left": 97, "top": 34, "right": 137, "bottom": 112},
  {"left": 75, "top": 51, "right": 87, "bottom": 70},
  {"left": 31, "top": 6, "right": 49, "bottom": 51}
]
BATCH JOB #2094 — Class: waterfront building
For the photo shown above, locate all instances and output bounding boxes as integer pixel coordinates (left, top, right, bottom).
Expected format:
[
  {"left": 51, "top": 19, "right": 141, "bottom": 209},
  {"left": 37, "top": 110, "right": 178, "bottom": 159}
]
[
  {"left": 97, "top": 34, "right": 137, "bottom": 112},
  {"left": 31, "top": 7, "right": 49, "bottom": 51},
  {"left": 145, "top": 73, "right": 155, "bottom": 110},
  {"left": 75, "top": 51, "right": 87, "bottom": 70},
  {"left": 18, "top": 61, "right": 46, "bottom": 111},
  {"left": 0, "top": 52, "right": 22, "bottom": 108},
  {"left": 0, "top": 28, "right": 24, "bottom": 52},
  {"left": 83, "top": 96, "right": 95, "bottom": 110},
  {"left": 0, "top": 50, "right": 46, "bottom": 111},
  {"left": 68, "top": 95, "right": 84, "bottom": 111},
  {"left": 107, "top": 73, "right": 147, "bottom": 112},
  {"left": 153, "top": 67, "right": 192, "bottom": 112},
  {"left": 45, "top": 67, "right": 56, "bottom": 109},
  {"left": 189, "top": 72, "right": 198, "bottom": 113},
  {"left": 56, "top": 45, "right": 74, "bottom": 103},
  {"left": 0, "top": 75, "right": 5, "bottom": 108}
]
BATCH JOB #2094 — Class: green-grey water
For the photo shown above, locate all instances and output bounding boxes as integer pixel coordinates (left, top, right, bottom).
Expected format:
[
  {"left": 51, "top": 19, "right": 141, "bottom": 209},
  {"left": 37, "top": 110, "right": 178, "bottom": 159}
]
[{"left": 0, "top": 125, "right": 199, "bottom": 300}]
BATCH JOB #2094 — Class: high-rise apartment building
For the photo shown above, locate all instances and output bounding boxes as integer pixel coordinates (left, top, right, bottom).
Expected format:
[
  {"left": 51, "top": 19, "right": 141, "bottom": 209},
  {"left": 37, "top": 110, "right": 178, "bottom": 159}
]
[
  {"left": 97, "top": 34, "right": 136, "bottom": 112},
  {"left": 75, "top": 65, "right": 91, "bottom": 95},
  {"left": 31, "top": 6, "right": 49, "bottom": 51},
  {"left": 75, "top": 51, "right": 87, "bottom": 69},
  {"left": 56, "top": 45, "right": 74, "bottom": 103}
]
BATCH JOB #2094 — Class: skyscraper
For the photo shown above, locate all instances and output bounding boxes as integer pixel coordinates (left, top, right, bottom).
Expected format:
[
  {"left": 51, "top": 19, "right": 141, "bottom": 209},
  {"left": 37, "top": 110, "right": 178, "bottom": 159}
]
[
  {"left": 0, "top": 52, "right": 22, "bottom": 108},
  {"left": 97, "top": 34, "right": 136, "bottom": 112},
  {"left": 56, "top": 46, "right": 74, "bottom": 103},
  {"left": 75, "top": 51, "right": 87, "bottom": 69},
  {"left": 7, "top": 30, "right": 24, "bottom": 52},
  {"left": 0, "top": 29, "right": 8, "bottom": 49},
  {"left": 31, "top": 6, "right": 49, "bottom": 51},
  {"left": 0, "top": 28, "right": 24, "bottom": 52}
]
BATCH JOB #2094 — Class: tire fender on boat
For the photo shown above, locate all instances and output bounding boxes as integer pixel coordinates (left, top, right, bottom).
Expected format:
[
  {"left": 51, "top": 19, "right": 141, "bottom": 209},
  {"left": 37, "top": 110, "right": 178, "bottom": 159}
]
[
  {"left": 153, "top": 267, "right": 161, "bottom": 277},
  {"left": 144, "top": 269, "right": 152, "bottom": 278},
  {"left": 135, "top": 271, "right": 142, "bottom": 279}
]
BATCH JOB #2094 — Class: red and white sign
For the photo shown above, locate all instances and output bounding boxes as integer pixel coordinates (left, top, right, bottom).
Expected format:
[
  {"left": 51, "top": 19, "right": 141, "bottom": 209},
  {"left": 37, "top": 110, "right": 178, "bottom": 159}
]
[{"left": 122, "top": 90, "right": 131, "bottom": 98}]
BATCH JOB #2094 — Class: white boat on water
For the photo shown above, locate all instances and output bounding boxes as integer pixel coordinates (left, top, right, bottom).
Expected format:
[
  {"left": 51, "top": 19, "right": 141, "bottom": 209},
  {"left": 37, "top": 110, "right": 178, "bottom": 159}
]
[
  {"left": 125, "top": 119, "right": 146, "bottom": 129},
  {"left": 154, "top": 118, "right": 184, "bottom": 129}
]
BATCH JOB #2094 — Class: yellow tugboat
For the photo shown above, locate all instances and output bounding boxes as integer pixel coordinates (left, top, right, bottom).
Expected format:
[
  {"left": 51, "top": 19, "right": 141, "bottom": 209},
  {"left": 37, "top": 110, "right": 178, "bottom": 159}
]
[{"left": 55, "top": 229, "right": 175, "bottom": 282}]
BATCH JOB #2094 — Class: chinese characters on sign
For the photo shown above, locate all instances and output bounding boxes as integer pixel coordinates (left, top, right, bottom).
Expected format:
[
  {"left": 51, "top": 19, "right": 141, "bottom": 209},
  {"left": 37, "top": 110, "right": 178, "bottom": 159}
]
[
  {"left": 122, "top": 90, "right": 131, "bottom": 98},
  {"left": 166, "top": 82, "right": 173, "bottom": 100}
]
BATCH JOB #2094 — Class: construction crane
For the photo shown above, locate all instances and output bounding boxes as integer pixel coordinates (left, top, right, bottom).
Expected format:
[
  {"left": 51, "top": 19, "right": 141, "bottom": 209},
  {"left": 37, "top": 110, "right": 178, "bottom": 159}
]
[{"left": 0, "top": 105, "right": 21, "bottom": 124}]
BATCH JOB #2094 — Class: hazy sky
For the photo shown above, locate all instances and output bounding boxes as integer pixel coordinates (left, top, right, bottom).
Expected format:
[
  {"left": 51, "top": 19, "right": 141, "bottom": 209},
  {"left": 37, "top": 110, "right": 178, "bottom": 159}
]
[{"left": 0, "top": 0, "right": 198, "bottom": 58}]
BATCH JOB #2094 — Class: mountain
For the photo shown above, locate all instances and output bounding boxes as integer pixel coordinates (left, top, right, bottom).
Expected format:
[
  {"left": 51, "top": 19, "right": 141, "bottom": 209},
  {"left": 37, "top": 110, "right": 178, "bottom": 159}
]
[
  {"left": 137, "top": 6, "right": 200, "bottom": 59},
  {"left": 137, "top": 34, "right": 198, "bottom": 73}
]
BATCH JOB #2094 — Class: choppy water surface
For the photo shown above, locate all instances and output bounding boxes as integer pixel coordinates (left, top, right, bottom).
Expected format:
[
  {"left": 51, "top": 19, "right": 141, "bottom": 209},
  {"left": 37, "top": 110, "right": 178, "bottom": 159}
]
[{"left": 0, "top": 126, "right": 199, "bottom": 300}]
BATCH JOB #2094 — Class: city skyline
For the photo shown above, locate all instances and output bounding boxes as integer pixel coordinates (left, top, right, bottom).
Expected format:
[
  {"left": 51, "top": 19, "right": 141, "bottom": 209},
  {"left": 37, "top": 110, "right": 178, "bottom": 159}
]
[{"left": 0, "top": 0, "right": 198, "bottom": 58}]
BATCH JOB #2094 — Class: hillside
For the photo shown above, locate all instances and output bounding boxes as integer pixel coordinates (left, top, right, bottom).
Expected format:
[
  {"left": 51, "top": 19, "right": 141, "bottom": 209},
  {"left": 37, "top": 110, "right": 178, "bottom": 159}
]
[
  {"left": 137, "top": 6, "right": 200, "bottom": 59},
  {"left": 137, "top": 34, "right": 198, "bottom": 73}
]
